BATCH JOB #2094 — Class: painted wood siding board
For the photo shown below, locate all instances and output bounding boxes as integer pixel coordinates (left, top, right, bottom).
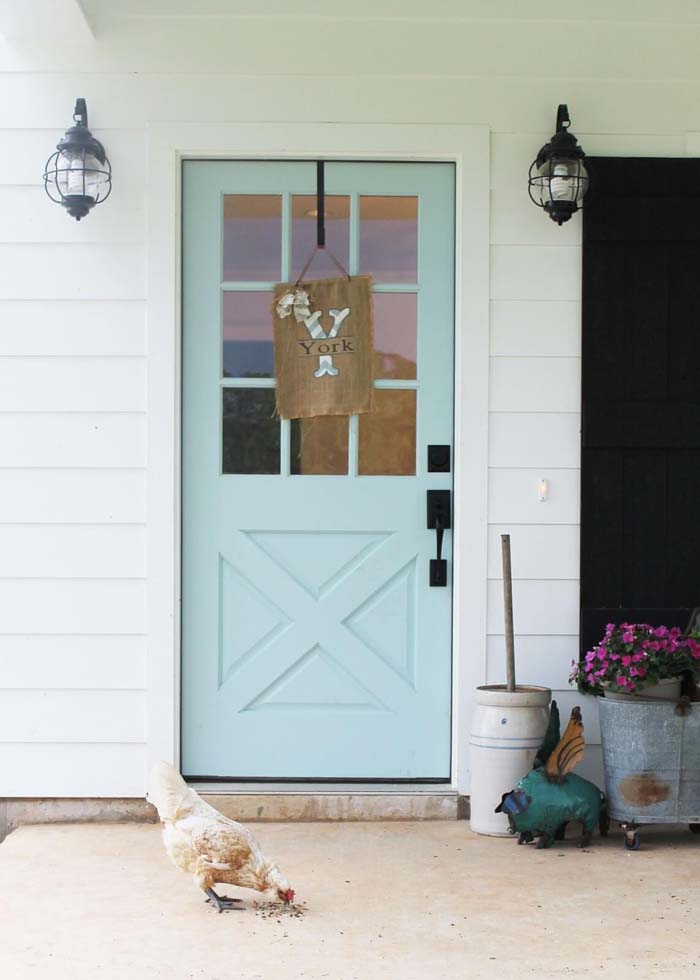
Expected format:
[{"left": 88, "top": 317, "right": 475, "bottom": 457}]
[
  {"left": 0, "top": 526, "right": 145, "bottom": 579},
  {"left": 7, "top": 15, "right": 700, "bottom": 80},
  {"left": 69, "top": 0, "right": 700, "bottom": 26},
  {"left": 488, "top": 469, "right": 580, "bottom": 525},
  {"left": 0, "top": 414, "right": 146, "bottom": 468},
  {"left": 0, "top": 580, "right": 146, "bottom": 634},
  {"left": 0, "top": 186, "right": 144, "bottom": 245},
  {"left": 0, "top": 470, "right": 146, "bottom": 523},
  {"left": 490, "top": 302, "right": 581, "bottom": 358},
  {"left": 0, "top": 245, "right": 146, "bottom": 300},
  {"left": 486, "top": 524, "right": 580, "bottom": 580},
  {"left": 0, "top": 301, "right": 146, "bottom": 356},
  {"left": 491, "top": 246, "right": 582, "bottom": 302},
  {"left": 0, "top": 742, "right": 147, "bottom": 796},
  {"left": 486, "top": 635, "right": 579, "bottom": 687},
  {"left": 0, "top": 358, "right": 146, "bottom": 412},
  {"left": 490, "top": 189, "right": 581, "bottom": 247},
  {"left": 489, "top": 413, "right": 581, "bottom": 469},
  {"left": 0, "top": 74, "right": 697, "bottom": 133},
  {"left": 486, "top": 579, "right": 580, "bottom": 637},
  {"left": 489, "top": 357, "right": 581, "bottom": 413},
  {"left": 0, "top": 690, "right": 147, "bottom": 743},
  {"left": 0, "top": 635, "right": 146, "bottom": 689}
]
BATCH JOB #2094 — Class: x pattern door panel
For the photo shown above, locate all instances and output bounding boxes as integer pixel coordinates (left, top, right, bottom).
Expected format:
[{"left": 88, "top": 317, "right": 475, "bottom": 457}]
[{"left": 218, "top": 530, "right": 418, "bottom": 712}]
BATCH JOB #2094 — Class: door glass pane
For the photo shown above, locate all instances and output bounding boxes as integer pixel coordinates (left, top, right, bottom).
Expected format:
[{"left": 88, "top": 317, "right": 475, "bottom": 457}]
[
  {"left": 222, "top": 388, "right": 279, "bottom": 474},
  {"left": 373, "top": 293, "right": 417, "bottom": 380},
  {"left": 358, "top": 390, "right": 416, "bottom": 476},
  {"left": 222, "top": 291, "right": 274, "bottom": 379},
  {"left": 290, "top": 416, "right": 349, "bottom": 475},
  {"left": 359, "top": 196, "right": 418, "bottom": 284},
  {"left": 292, "top": 195, "right": 350, "bottom": 281},
  {"left": 223, "top": 195, "right": 282, "bottom": 282}
]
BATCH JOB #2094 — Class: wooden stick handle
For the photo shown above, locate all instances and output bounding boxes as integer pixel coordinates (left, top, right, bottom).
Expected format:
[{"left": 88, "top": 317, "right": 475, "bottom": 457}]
[{"left": 501, "top": 533, "right": 516, "bottom": 692}]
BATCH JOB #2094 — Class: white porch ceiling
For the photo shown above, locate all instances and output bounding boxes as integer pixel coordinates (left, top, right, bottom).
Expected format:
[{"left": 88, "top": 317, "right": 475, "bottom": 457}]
[
  {"left": 79, "top": 0, "right": 700, "bottom": 24},
  {"left": 0, "top": 0, "right": 93, "bottom": 40}
]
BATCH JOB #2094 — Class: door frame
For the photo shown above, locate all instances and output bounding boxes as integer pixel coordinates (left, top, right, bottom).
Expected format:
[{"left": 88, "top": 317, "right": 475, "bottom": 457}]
[{"left": 146, "top": 122, "right": 490, "bottom": 794}]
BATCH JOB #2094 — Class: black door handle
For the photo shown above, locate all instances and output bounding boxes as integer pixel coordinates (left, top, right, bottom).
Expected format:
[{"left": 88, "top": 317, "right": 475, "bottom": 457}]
[{"left": 427, "top": 490, "right": 451, "bottom": 587}]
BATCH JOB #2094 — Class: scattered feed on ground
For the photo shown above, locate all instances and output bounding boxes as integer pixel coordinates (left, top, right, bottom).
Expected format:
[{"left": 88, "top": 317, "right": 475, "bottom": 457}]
[{"left": 253, "top": 900, "right": 307, "bottom": 920}]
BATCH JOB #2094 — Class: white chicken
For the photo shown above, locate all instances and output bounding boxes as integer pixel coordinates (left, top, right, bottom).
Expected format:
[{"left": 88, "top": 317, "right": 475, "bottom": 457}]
[{"left": 148, "top": 761, "right": 295, "bottom": 913}]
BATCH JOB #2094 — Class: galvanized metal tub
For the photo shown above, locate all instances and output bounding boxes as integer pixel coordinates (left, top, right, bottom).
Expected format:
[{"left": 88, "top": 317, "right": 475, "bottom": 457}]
[{"left": 598, "top": 696, "right": 700, "bottom": 826}]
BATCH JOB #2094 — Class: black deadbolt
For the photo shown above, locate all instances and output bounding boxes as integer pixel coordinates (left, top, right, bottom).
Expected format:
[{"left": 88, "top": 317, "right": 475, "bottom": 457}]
[{"left": 427, "top": 444, "right": 451, "bottom": 473}]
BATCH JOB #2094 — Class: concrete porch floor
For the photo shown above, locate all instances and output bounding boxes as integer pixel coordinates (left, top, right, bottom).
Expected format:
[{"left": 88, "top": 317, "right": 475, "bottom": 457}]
[{"left": 1, "top": 822, "right": 699, "bottom": 980}]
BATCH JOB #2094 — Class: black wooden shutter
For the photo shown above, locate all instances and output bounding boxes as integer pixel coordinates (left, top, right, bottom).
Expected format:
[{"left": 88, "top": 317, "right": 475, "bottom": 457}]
[{"left": 581, "top": 158, "right": 700, "bottom": 653}]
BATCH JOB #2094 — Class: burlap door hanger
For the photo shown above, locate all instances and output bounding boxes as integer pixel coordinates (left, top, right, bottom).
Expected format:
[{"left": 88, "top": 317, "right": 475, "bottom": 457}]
[
  {"left": 271, "top": 161, "right": 375, "bottom": 420},
  {"left": 272, "top": 275, "right": 374, "bottom": 420}
]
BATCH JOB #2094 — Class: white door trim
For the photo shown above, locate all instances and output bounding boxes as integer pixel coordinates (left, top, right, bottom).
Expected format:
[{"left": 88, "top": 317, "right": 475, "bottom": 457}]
[{"left": 146, "top": 122, "right": 490, "bottom": 794}]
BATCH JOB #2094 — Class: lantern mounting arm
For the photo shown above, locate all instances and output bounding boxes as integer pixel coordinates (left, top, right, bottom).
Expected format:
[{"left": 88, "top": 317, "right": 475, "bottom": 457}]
[
  {"left": 555, "top": 103, "right": 570, "bottom": 134},
  {"left": 73, "top": 98, "right": 88, "bottom": 128}
]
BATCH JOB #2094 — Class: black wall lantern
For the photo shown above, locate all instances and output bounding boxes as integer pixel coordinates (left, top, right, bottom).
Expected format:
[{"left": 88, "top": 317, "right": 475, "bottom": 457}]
[
  {"left": 43, "top": 99, "right": 112, "bottom": 221},
  {"left": 528, "top": 104, "right": 590, "bottom": 225}
]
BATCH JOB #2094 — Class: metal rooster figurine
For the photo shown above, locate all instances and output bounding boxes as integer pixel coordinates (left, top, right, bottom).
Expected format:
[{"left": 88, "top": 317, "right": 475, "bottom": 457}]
[{"left": 495, "top": 701, "right": 608, "bottom": 848}]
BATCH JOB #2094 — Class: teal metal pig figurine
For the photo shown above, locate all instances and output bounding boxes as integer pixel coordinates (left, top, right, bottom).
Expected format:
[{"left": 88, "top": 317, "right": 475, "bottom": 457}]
[{"left": 495, "top": 703, "right": 608, "bottom": 848}]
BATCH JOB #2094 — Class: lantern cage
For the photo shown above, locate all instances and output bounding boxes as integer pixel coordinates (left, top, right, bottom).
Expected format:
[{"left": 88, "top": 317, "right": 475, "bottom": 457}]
[
  {"left": 528, "top": 104, "right": 590, "bottom": 225},
  {"left": 43, "top": 99, "right": 112, "bottom": 221}
]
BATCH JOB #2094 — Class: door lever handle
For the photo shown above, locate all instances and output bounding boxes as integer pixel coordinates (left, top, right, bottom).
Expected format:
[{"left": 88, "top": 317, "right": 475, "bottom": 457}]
[
  {"left": 427, "top": 490, "right": 450, "bottom": 587},
  {"left": 435, "top": 517, "right": 444, "bottom": 561}
]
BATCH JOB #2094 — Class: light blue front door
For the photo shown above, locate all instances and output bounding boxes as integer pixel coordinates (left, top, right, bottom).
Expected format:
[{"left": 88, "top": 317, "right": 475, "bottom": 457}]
[{"left": 182, "top": 160, "right": 455, "bottom": 779}]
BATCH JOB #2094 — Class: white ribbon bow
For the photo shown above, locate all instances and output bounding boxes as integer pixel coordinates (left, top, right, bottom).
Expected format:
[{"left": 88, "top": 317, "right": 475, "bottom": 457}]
[{"left": 276, "top": 288, "right": 311, "bottom": 323}]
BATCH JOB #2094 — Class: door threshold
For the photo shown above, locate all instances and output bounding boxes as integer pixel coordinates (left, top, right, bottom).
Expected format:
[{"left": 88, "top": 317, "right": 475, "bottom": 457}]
[
  {"left": 190, "top": 781, "right": 458, "bottom": 794},
  {"left": 191, "top": 782, "right": 464, "bottom": 821}
]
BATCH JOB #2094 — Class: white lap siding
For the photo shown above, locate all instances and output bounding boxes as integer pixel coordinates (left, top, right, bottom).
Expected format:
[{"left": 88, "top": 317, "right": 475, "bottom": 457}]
[
  {"left": 1, "top": 4, "right": 698, "bottom": 793},
  {"left": 0, "top": 120, "right": 147, "bottom": 793}
]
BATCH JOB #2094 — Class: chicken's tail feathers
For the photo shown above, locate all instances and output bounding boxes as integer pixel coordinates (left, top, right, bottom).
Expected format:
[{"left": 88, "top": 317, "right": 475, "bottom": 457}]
[{"left": 147, "top": 760, "right": 199, "bottom": 821}]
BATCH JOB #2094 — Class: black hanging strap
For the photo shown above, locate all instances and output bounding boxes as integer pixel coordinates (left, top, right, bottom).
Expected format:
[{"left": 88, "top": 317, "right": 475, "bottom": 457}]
[
  {"left": 316, "top": 160, "right": 325, "bottom": 248},
  {"left": 294, "top": 160, "right": 351, "bottom": 286}
]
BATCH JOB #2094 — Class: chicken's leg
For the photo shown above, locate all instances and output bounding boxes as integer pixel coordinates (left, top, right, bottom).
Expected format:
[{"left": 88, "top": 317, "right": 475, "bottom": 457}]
[{"left": 205, "top": 888, "right": 245, "bottom": 913}]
